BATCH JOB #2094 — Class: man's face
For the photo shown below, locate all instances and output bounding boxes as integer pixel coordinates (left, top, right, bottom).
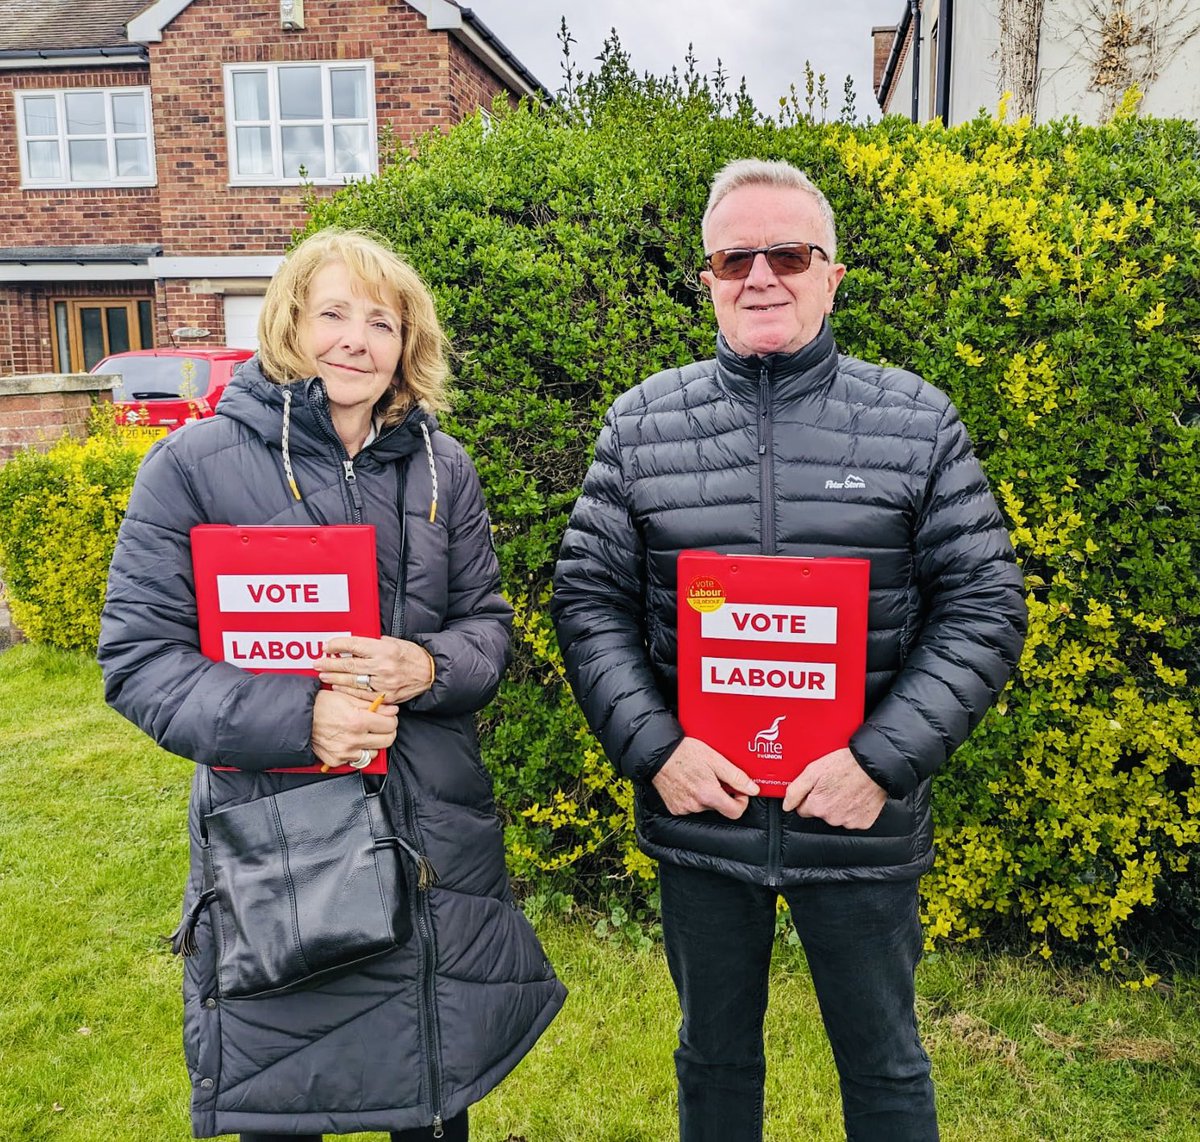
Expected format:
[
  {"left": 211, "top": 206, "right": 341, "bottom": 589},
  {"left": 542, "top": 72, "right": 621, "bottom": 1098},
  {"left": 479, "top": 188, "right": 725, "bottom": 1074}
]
[{"left": 700, "top": 183, "right": 846, "bottom": 358}]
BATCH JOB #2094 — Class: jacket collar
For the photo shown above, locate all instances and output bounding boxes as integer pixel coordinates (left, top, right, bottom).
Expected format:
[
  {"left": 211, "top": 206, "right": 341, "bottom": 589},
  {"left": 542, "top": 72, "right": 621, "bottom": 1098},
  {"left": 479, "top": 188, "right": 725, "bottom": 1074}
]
[{"left": 716, "top": 320, "right": 839, "bottom": 405}]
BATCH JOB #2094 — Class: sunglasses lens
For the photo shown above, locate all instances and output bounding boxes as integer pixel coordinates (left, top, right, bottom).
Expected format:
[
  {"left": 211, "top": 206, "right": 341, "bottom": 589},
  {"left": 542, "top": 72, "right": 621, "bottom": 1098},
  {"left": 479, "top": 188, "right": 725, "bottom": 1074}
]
[
  {"left": 709, "top": 250, "right": 755, "bottom": 279},
  {"left": 707, "top": 244, "right": 818, "bottom": 279},
  {"left": 765, "top": 245, "right": 813, "bottom": 275}
]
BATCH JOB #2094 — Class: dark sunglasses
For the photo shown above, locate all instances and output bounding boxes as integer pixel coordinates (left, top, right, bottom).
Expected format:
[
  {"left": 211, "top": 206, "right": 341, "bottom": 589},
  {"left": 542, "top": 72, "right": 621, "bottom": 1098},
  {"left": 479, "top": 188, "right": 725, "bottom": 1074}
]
[{"left": 703, "top": 241, "right": 830, "bottom": 280}]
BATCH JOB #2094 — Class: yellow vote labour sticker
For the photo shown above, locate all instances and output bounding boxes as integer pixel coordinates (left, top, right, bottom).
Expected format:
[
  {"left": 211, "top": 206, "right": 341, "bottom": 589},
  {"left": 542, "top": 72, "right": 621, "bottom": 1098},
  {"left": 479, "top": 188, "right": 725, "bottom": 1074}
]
[{"left": 686, "top": 575, "right": 726, "bottom": 613}]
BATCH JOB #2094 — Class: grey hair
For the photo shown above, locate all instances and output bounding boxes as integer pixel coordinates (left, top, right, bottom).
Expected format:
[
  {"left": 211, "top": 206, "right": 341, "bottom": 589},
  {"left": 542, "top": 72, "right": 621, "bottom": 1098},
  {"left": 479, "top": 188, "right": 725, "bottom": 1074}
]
[{"left": 702, "top": 158, "right": 838, "bottom": 261}]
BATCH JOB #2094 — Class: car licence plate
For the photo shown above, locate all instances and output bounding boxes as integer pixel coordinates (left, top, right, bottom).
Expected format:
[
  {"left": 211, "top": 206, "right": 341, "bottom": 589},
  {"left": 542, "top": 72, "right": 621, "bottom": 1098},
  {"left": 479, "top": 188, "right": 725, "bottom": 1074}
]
[{"left": 118, "top": 424, "right": 169, "bottom": 443}]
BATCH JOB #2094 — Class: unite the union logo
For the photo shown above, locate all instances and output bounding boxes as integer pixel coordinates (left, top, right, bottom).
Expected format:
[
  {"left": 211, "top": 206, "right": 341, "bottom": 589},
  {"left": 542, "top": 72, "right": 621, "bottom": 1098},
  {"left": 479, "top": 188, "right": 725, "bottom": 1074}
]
[{"left": 749, "top": 714, "right": 786, "bottom": 757}]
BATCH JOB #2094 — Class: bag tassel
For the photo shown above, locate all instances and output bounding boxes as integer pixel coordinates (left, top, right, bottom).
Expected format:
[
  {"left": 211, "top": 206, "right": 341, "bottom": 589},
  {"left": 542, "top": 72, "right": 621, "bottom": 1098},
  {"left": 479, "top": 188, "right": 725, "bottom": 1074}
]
[
  {"left": 378, "top": 835, "right": 439, "bottom": 891},
  {"left": 168, "top": 889, "right": 216, "bottom": 957}
]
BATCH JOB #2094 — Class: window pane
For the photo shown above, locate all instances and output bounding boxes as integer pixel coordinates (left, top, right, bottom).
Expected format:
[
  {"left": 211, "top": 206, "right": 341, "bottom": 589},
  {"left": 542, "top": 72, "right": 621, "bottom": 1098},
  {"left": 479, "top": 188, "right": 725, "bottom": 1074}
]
[
  {"left": 115, "top": 138, "right": 150, "bottom": 177},
  {"left": 80, "top": 307, "right": 105, "bottom": 372},
  {"left": 106, "top": 307, "right": 131, "bottom": 355},
  {"left": 331, "top": 69, "right": 367, "bottom": 119},
  {"left": 138, "top": 301, "right": 154, "bottom": 349},
  {"left": 233, "top": 71, "right": 268, "bottom": 121},
  {"left": 333, "top": 124, "right": 370, "bottom": 174},
  {"left": 54, "top": 302, "right": 72, "bottom": 372},
  {"left": 92, "top": 355, "right": 211, "bottom": 398},
  {"left": 23, "top": 96, "right": 57, "bottom": 136},
  {"left": 282, "top": 125, "right": 325, "bottom": 178},
  {"left": 68, "top": 139, "right": 108, "bottom": 181},
  {"left": 65, "top": 92, "right": 105, "bottom": 135},
  {"left": 112, "top": 93, "right": 146, "bottom": 134},
  {"left": 27, "top": 140, "right": 61, "bottom": 179},
  {"left": 236, "top": 126, "right": 273, "bottom": 176},
  {"left": 278, "top": 66, "right": 322, "bottom": 120}
]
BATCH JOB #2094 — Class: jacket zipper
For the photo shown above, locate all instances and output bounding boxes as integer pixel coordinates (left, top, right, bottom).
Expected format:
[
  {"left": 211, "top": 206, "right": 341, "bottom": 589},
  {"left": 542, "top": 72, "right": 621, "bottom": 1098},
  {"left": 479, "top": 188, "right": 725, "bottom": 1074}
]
[
  {"left": 757, "top": 362, "right": 777, "bottom": 555},
  {"left": 766, "top": 797, "right": 783, "bottom": 887},
  {"left": 384, "top": 468, "right": 442, "bottom": 1135},
  {"left": 758, "top": 362, "right": 784, "bottom": 885},
  {"left": 342, "top": 458, "right": 364, "bottom": 518},
  {"left": 311, "top": 386, "right": 442, "bottom": 1132},
  {"left": 401, "top": 757, "right": 444, "bottom": 1135}
]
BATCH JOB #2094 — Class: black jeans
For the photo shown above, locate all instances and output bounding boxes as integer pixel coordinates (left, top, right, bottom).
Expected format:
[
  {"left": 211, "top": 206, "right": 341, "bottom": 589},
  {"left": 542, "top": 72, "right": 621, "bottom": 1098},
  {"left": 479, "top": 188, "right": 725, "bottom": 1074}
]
[
  {"left": 659, "top": 862, "right": 938, "bottom": 1142},
  {"left": 239, "top": 1110, "right": 467, "bottom": 1142}
]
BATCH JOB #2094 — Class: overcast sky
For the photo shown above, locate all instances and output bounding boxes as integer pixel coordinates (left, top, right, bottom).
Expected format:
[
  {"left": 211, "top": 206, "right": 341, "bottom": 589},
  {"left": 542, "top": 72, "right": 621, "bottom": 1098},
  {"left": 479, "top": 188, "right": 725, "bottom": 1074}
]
[{"left": 462, "top": 1, "right": 905, "bottom": 118}]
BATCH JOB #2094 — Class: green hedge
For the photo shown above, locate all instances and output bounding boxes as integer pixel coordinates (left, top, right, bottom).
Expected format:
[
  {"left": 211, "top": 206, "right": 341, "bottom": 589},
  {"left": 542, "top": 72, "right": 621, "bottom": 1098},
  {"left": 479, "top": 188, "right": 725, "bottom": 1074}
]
[{"left": 3, "top": 54, "right": 1198, "bottom": 971}]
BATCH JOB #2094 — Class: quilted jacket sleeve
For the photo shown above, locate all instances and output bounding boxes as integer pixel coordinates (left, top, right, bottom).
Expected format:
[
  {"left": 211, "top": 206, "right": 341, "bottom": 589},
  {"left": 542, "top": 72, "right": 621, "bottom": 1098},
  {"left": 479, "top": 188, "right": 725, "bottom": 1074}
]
[
  {"left": 98, "top": 442, "right": 322, "bottom": 770},
  {"left": 550, "top": 409, "right": 686, "bottom": 783},
  {"left": 405, "top": 447, "right": 512, "bottom": 717},
  {"left": 848, "top": 401, "right": 1028, "bottom": 797}
]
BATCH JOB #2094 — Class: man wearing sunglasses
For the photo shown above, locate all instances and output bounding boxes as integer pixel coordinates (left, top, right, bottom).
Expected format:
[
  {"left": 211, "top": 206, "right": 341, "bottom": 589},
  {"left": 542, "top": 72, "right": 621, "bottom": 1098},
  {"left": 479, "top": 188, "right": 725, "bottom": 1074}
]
[{"left": 552, "top": 159, "right": 1026, "bottom": 1141}]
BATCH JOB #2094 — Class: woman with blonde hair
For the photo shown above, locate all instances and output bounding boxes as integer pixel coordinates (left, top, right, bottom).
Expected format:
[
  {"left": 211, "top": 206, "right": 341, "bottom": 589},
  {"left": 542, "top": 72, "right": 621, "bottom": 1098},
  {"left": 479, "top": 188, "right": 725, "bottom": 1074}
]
[{"left": 99, "top": 227, "right": 564, "bottom": 1142}]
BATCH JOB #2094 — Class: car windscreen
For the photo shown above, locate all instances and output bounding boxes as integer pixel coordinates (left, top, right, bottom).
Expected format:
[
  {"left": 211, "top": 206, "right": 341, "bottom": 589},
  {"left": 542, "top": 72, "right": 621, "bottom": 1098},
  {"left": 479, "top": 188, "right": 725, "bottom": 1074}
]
[{"left": 95, "top": 356, "right": 214, "bottom": 401}]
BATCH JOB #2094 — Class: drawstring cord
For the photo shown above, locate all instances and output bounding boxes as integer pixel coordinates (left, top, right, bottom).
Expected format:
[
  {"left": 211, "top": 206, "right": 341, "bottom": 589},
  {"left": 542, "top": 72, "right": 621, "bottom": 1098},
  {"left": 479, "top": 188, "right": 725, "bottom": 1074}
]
[
  {"left": 420, "top": 421, "right": 438, "bottom": 522},
  {"left": 281, "top": 389, "right": 302, "bottom": 501},
  {"left": 169, "top": 889, "right": 216, "bottom": 957}
]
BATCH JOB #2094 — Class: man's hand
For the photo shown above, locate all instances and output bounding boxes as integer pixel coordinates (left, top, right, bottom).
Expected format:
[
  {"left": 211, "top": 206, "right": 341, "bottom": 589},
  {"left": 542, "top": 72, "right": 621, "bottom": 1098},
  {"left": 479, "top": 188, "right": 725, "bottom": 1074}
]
[
  {"left": 652, "top": 736, "right": 759, "bottom": 819},
  {"left": 782, "top": 747, "right": 887, "bottom": 829}
]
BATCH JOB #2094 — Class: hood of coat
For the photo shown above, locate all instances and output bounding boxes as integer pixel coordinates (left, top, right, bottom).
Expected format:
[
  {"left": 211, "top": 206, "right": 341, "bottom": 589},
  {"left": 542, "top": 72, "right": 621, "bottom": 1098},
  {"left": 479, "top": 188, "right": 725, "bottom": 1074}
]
[
  {"left": 716, "top": 318, "right": 839, "bottom": 407},
  {"left": 217, "top": 354, "right": 435, "bottom": 465}
]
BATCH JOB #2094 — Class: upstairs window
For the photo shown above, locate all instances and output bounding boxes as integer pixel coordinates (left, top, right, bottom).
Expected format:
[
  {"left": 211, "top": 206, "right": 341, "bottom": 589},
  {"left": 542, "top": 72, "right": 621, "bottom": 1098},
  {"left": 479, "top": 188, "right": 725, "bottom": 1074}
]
[
  {"left": 16, "top": 88, "right": 155, "bottom": 188},
  {"left": 225, "top": 61, "right": 375, "bottom": 185}
]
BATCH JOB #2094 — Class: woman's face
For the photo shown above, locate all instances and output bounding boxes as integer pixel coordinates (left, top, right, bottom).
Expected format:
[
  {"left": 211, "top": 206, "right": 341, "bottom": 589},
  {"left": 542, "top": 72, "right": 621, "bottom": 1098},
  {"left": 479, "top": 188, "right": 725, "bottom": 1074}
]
[{"left": 297, "top": 261, "right": 403, "bottom": 417}]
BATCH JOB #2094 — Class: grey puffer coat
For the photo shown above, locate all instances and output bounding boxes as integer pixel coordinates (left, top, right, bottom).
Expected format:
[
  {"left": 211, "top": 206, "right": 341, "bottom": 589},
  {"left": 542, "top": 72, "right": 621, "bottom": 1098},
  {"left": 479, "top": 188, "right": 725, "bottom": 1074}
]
[
  {"left": 99, "top": 358, "right": 565, "bottom": 1138},
  {"left": 551, "top": 323, "right": 1027, "bottom": 885}
]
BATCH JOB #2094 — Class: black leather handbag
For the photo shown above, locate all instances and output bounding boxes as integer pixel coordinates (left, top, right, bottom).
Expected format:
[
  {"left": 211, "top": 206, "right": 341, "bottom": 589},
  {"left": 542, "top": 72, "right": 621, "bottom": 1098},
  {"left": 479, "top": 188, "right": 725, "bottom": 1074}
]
[{"left": 173, "top": 771, "right": 432, "bottom": 998}]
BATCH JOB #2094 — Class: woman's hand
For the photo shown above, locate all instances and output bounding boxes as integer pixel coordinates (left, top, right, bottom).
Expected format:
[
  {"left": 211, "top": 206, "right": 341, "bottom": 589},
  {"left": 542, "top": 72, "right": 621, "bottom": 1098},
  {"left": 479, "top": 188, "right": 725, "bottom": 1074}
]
[
  {"left": 314, "top": 635, "right": 435, "bottom": 704},
  {"left": 310, "top": 688, "right": 399, "bottom": 770}
]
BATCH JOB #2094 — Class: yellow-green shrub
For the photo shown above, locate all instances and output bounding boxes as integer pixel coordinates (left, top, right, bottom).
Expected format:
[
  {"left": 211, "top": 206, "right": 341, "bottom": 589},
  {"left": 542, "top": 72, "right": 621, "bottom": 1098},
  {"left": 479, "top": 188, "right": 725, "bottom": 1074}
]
[{"left": 0, "top": 429, "right": 148, "bottom": 649}]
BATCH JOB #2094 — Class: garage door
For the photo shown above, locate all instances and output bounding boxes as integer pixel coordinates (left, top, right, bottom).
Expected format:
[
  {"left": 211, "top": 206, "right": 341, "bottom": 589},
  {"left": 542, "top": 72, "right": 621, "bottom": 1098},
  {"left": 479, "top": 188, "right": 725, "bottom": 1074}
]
[{"left": 223, "top": 295, "right": 264, "bottom": 350}]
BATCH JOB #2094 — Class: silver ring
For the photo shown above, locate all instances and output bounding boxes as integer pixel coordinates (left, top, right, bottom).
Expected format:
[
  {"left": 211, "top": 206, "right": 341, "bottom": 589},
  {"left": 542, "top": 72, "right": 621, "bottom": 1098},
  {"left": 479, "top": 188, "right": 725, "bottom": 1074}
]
[
  {"left": 350, "top": 748, "right": 374, "bottom": 769},
  {"left": 355, "top": 674, "right": 371, "bottom": 689}
]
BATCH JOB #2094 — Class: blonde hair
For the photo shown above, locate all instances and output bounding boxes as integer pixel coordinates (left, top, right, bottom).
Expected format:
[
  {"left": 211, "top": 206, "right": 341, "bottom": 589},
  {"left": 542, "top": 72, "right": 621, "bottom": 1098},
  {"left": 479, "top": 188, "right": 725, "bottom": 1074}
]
[
  {"left": 257, "top": 227, "right": 451, "bottom": 422},
  {"left": 702, "top": 159, "right": 838, "bottom": 261}
]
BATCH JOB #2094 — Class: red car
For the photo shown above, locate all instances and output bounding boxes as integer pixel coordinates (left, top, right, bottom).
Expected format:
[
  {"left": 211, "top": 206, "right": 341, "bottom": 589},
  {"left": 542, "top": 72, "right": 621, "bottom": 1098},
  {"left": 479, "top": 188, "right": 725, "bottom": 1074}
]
[{"left": 92, "top": 347, "right": 254, "bottom": 442}]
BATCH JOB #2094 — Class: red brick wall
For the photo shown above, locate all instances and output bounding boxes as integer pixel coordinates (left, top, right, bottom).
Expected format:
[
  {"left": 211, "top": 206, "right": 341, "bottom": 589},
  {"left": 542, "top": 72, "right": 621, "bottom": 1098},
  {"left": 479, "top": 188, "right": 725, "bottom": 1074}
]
[
  {"left": 873, "top": 26, "right": 898, "bottom": 98},
  {"left": 157, "top": 281, "right": 229, "bottom": 347},
  {"left": 448, "top": 37, "right": 522, "bottom": 120},
  {"left": 0, "top": 382, "right": 111, "bottom": 464},
  {"left": 0, "top": 66, "right": 162, "bottom": 246}
]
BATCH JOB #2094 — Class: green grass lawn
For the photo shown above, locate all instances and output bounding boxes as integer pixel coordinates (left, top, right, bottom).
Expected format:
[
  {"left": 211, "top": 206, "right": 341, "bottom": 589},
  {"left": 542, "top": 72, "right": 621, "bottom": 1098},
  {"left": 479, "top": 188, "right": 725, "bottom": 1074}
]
[{"left": 2, "top": 643, "right": 1198, "bottom": 1141}]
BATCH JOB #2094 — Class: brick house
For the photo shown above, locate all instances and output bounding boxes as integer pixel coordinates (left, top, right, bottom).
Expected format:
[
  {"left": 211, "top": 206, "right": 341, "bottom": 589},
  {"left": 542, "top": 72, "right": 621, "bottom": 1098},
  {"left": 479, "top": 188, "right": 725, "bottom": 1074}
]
[{"left": 0, "top": 0, "right": 545, "bottom": 375}]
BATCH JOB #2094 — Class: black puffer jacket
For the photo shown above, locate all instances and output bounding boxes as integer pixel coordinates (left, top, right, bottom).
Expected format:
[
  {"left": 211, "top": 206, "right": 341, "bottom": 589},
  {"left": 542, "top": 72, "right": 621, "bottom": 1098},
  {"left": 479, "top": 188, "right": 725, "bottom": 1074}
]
[
  {"left": 551, "top": 324, "right": 1027, "bottom": 884},
  {"left": 99, "top": 359, "right": 564, "bottom": 1138}
]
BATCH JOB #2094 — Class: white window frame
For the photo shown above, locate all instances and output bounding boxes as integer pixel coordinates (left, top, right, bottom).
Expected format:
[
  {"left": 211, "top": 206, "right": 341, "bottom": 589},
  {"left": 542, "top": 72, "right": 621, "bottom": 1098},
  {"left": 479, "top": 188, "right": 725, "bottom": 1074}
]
[
  {"left": 15, "top": 87, "right": 156, "bottom": 189},
  {"left": 224, "top": 60, "right": 377, "bottom": 186}
]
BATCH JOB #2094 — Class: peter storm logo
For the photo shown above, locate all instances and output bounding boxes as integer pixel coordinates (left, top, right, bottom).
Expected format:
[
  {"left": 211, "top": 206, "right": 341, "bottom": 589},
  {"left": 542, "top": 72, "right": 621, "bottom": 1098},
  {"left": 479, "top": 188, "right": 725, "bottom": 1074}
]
[
  {"left": 824, "top": 473, "right": 866, "bottom": 490},
  {"left": 749, "top": 714, "right": 786, "bottom": 757}
]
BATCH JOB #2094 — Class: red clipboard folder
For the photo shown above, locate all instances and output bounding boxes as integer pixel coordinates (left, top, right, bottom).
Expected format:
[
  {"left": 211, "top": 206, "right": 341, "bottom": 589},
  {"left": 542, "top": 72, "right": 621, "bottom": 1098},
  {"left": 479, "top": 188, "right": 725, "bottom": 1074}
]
[
  {"left": 676, "top": 551, "right": 870, "bottom": 796},
  {"left": 191, "top": 524, "right": 387, "bottom": 775}
]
